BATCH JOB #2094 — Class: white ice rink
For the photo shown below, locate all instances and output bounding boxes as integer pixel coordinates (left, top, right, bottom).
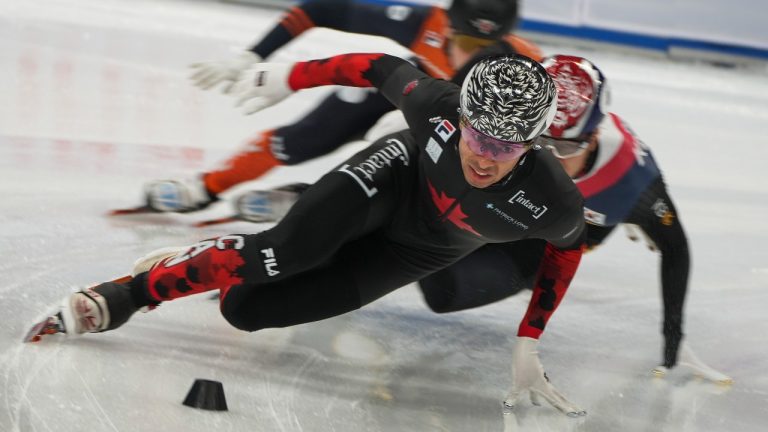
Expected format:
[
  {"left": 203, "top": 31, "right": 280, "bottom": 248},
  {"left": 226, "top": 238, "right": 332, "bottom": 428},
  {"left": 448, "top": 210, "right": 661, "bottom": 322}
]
[{"left": 2, "top": 0, "right": 768, "bottom": 431}]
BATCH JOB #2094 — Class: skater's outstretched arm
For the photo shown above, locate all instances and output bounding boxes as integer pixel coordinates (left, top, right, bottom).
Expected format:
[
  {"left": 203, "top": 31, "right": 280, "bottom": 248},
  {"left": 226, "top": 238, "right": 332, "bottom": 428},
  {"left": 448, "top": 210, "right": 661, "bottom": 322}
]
[{"left": 230, "top": 53, "right": 430, "bottom": 115}]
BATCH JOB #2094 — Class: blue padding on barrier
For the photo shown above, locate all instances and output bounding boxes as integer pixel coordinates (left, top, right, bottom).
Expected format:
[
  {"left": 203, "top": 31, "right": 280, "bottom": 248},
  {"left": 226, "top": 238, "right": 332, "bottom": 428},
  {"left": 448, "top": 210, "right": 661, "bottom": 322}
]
[{"left": 520, "top": 19, "right": 768, "bottom": 60}]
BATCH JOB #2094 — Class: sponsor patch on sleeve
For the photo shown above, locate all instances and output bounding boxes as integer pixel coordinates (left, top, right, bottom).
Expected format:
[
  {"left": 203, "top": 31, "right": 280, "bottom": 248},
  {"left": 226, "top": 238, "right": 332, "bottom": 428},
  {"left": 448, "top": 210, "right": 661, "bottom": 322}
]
[
  {"left": 426, "top": 137, "right": 443, "bottom": 163},
  {"left": 434, "top": 120, "right": 456, "bottom": 142},
  {"left": 423, "top": 30, "right": 444, "bottom": 48},
  {"left": 584, "top": 207, "right": 606, "bottom": 225},
  {"left": 403, "top": 80, "right": 418, "bottom": 95}
]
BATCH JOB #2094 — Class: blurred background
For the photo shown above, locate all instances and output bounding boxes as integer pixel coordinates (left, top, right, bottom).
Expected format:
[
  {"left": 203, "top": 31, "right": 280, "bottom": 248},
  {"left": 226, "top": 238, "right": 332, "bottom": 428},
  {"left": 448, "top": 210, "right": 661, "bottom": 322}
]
[{"left": 1, "top": 1, "right": 766, "bottom": 431}]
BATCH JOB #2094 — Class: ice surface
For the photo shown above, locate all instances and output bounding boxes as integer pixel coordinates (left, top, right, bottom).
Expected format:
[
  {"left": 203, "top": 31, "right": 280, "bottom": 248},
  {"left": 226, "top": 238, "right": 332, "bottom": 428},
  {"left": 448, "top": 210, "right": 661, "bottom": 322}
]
[{"left": 1, "top": 1, "right": 767, "bottom": 431}]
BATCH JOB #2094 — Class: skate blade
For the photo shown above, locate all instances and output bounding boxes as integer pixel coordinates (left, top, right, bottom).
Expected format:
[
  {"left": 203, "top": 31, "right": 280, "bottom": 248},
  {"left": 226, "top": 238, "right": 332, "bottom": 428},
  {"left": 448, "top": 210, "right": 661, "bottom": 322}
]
[
  {"left": 193, "top": 215, "right": 277, "bottom": 227},
  {"left": 653, "top": 364, "right": 733, "bottom": 385},
  {"left": 23, "top": 315, "right": 65, "bottom": 343},
  {"left": 107, "top": 205, "right": 156, "bottom": 216},
  {"left": 193, "top": 216, "right": 241, "bottom": 228},
  {"left": 693, "top": 371, "right": 734, "bottom": 386}
]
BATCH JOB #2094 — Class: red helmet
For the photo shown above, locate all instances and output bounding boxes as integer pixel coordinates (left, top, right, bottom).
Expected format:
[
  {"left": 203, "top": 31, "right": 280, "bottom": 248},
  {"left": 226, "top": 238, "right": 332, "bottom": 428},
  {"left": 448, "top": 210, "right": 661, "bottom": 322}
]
[{"left": 541, "top": 55, "right": 610, "bottom": 139}]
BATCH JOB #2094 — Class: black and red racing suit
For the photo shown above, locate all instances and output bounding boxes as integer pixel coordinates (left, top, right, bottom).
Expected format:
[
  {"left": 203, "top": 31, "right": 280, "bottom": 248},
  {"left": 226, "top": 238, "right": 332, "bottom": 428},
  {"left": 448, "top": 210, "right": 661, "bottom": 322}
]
[{"left": 131, "top": 54, "right": 585, "bottom": 340}]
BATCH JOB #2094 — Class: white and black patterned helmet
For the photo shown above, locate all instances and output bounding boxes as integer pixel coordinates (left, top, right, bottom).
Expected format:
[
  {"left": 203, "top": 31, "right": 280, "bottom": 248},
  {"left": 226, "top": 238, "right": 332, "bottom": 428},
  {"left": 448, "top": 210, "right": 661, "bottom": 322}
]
[{"left": 459, "top": 54, "right": 557, "bottom": 142}]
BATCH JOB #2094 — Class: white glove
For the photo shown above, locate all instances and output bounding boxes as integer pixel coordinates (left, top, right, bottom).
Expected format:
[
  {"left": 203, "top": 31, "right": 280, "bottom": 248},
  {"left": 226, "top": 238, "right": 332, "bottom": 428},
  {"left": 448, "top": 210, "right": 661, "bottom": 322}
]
[
  {"left": 189, "top": 51, "right": 262, "bottom": 93},
  {"left": 231, "top": 62, "right": 295, "bottom": 115},
  {"left": 652, "top": 342, "right": 733, "bottom": 384},
  {"left": 364, "top": 110, "right": 408, "bottom": 142},
  {"left": 503, "top": 337, "right": 587, "bottom": 417}
]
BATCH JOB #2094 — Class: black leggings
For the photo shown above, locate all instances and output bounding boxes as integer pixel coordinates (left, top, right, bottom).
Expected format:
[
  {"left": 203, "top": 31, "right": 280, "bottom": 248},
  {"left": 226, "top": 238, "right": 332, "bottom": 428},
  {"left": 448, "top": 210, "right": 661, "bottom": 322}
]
[
  {"left": 419, "top": 239, "right": 546, "bottom": 313},
  {"left": 418, "top": 176, "right": 688, "bottom": 323},
  {"left": 219, "top": 133, "right": 469, "bottom": 331},
  {"left": 276, "top": 89, "right": 393, "bottom": 164}
]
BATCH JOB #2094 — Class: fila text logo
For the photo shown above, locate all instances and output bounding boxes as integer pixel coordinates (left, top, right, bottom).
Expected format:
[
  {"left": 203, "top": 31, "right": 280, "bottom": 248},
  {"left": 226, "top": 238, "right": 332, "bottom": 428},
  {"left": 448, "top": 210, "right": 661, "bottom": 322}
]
[
  {"left": 509, "top": 190, "right": 548, "bottom": 219},
  {"left": 261, "top": 248, "right": 280, "bottom": 277}
]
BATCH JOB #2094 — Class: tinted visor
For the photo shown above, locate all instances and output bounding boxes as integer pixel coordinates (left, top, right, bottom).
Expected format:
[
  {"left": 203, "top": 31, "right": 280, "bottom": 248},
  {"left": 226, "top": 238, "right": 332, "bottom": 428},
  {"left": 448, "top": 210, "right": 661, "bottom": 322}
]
[
  {"left": 460, "top": 117, "right": 531, "bottom": 162},
  {"left": 450, "top": 34, "right": 496, "bottom": 52},
  {"left": 538, "top": 136, "right": 589, "bottom": 159}
]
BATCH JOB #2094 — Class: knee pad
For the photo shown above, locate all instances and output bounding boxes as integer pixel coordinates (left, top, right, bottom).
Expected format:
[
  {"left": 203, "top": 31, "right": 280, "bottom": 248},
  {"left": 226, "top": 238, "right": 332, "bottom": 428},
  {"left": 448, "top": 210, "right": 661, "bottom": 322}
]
[
  {"left": 419, "top": 279, "right": 459, "bottom": 314},
  {"left": 218, "top": 286, "right": 265, "bottom": 332}
]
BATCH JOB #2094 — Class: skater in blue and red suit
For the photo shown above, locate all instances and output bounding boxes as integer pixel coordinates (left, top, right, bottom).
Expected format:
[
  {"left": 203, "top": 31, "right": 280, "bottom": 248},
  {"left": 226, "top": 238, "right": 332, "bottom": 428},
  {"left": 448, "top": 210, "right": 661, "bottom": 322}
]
[{"left": 418, "top": 55, "right": 731, "bottom": 383}]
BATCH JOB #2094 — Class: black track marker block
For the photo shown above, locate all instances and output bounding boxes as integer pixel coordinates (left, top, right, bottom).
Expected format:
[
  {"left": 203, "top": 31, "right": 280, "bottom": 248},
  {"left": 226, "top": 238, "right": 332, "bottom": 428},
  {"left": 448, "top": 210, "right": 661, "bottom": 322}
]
[{"left": 182, "top": 379, "right": 228, "bottom": 411}]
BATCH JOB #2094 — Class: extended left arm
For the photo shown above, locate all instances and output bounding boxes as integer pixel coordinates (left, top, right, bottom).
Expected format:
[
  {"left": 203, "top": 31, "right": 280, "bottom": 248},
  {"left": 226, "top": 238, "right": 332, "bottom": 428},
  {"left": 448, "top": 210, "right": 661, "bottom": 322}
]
[{"left": 231, "top": 53, "right": 428, "bottom": 114}]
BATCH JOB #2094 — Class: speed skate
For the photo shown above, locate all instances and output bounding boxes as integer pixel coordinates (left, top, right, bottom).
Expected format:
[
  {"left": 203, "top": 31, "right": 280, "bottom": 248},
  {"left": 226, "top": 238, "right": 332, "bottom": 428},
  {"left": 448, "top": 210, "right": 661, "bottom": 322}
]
[{"left": 22, "top": 275, "right": 133, "bottom": 343}]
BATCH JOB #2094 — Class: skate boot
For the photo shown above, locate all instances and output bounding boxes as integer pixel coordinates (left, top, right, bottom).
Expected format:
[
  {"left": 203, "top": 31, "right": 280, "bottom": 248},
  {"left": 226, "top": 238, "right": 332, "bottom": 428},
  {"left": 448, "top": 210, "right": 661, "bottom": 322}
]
[
  {"left": 144, "top": 177, "right": 216, "bottom": 213},
  {"left": 23, "top": 276, "right": 138, "bottom": 342},
  {"left": 132, "top": 246, "right": 189, "bottom": 275},
  {"left": 234, "top": 183, "right": 307, "bottom": 223},
  {"left": 130, "top": 245, "right": 192, "bottom": 310},
  {"left": 65, "top": 245, "right": 189, "bottom": 330},
  {"left": 23, "top": 247, "right": 190, "bottom": 342},
  {"left": 62, "top": 281, "right": 139, "bottom": 334}
]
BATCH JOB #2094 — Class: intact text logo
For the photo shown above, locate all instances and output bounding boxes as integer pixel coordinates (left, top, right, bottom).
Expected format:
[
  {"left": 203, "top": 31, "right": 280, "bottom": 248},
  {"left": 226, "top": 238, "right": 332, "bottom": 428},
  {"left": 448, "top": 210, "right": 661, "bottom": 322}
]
[
  {"left": 509, "top": 190, "right": 548, "bottom": 219},
  {"left": 338, "top": 138, "right": 410, "bottom": 197}
]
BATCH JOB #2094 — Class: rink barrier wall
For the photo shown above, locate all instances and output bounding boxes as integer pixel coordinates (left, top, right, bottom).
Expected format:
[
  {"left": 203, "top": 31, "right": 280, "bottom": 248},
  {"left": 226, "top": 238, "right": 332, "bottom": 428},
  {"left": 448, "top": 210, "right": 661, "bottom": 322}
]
[
  {"left": 224, "top": 0, "right": 768, "bottom": 66},
  {"left": 517, "top": 19, "right": 768, "bottom": 65}
]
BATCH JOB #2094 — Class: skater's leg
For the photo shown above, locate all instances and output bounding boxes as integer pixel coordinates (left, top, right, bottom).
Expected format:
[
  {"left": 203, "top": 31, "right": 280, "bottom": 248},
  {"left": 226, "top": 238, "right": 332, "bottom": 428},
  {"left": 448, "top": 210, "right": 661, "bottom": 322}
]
[
  {"left": 419, "top": 240, "right": 546, "bottom": 313},
  {"left": 48, "top": 132, "right": 417, "bottom": 338},
  {"left": 203, "top": 129, "right": 283, "bottom": 195},
  {"left": 144, "top": 90, "right": 391, "bottom": 211},
  {"left": 220, "top": 231, "right": 461, "bottom": 331},
  {"left": 204, "top": 90, "right": 391, "bottom": 194},
  {"left": 137, "top": 173, "right": 381, "bottom": 304},
  {"left": 133, "top": 133, "right": 417, "bottom": 306}
]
